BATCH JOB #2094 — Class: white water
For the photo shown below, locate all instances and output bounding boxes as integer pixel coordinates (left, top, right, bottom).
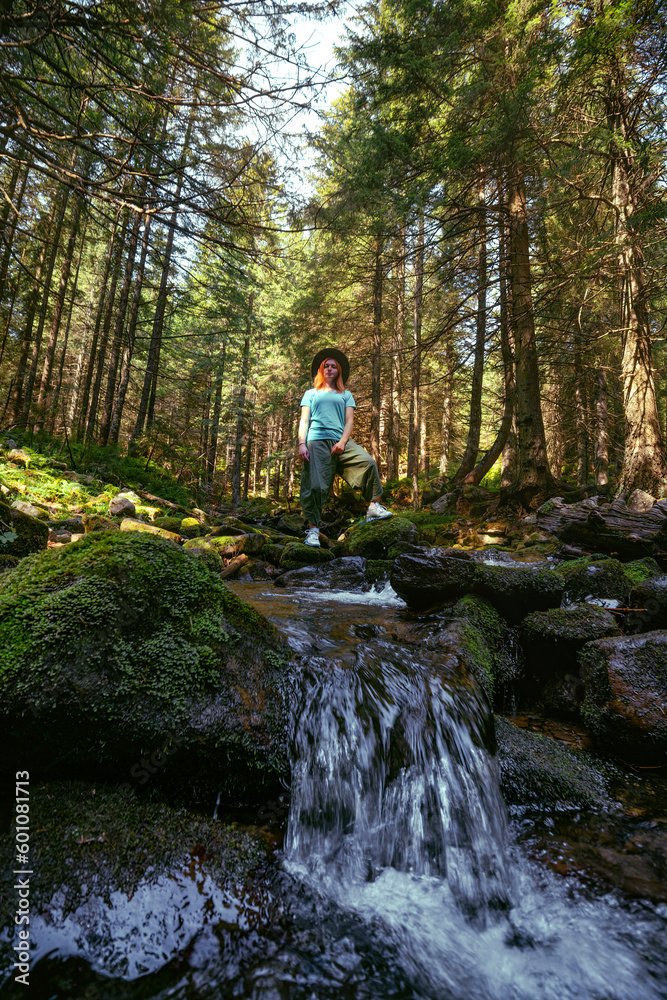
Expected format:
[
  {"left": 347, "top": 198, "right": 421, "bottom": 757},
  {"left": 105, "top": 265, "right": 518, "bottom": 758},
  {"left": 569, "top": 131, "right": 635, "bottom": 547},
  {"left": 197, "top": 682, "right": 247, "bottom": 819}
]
[{"left": 278, "top": 588, "right": 667, "bottom": 1000}]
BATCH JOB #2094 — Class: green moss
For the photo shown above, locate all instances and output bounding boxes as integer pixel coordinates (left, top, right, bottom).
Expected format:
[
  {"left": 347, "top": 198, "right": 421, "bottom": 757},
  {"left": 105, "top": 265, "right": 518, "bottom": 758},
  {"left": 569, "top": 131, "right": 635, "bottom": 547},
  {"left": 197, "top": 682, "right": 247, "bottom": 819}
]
[
  {"left": 153, "top": 516, "right": 183, "bottom": 533},
  {"left": 83, "top": 513, "right": 119, "bottom": 533},
  {"left": 0, "top": 499, "right": 49, "bottom": 557},
  {"left": 184, "top": 544, "right": 224, "bottom": 572},
  {"left": 623, "top": 557, "right": 662, "bottom": 588},
  {"left": 0, "top": 781, "right": 269, "bottom": 920},
  {"left": 521, "top": 604, "right": 622, "bottom": 644},
  {"left": 0, "top": 532, "right": 292, "bottom": 800},
  {"left": 258, "top": 543, "right": 285, "bottom": 565},
  {"left": 180, "top": 516, "right": 206, "bottom": 538},
  {"left": 345, "top": 516, "right": 417, "bottom": 559},
  {"left": 366, "top": 559, "right": 393, "bottom": 584},
  {"left": 0, "top": 554, "right": 19, "bottom": 573},
  {"left": 280, "top": 541, "right": 334, "bottom": 570}
]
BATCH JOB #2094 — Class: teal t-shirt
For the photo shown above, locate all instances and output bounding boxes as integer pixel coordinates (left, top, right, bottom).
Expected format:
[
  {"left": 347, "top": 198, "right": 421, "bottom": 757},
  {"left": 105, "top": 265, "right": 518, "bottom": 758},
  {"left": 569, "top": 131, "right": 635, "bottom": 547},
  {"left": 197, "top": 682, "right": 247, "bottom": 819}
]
[{"left": 300, "top": 388, "right": 356, "bottom": 440}]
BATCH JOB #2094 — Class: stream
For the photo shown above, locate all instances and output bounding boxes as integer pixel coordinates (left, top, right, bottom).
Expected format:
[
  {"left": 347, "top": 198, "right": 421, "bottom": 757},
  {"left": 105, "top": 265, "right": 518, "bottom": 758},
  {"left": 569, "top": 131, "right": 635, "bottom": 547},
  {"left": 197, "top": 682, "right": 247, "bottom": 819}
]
[{"left": 5, "top": 580, "right": 667, "bottom": 999}]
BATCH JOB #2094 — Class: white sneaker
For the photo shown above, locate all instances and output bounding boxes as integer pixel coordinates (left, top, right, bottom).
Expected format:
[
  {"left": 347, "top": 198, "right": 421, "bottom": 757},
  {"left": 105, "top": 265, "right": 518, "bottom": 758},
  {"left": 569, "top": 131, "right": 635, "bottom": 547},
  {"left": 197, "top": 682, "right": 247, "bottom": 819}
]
[
  {"left": 366, "top": 501, "right": 393, "bottom": 521},
  {"left": 304, "top": 526, "right": 321, "bottom": 547}
]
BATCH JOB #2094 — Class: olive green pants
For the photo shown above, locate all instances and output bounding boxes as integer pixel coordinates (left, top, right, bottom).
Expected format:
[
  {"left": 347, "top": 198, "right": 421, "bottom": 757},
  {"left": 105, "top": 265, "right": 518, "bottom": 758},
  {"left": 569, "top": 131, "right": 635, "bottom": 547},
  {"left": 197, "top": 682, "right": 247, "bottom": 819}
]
[{"left": 300, "top": 438, "right": 383, "bottom": 525}]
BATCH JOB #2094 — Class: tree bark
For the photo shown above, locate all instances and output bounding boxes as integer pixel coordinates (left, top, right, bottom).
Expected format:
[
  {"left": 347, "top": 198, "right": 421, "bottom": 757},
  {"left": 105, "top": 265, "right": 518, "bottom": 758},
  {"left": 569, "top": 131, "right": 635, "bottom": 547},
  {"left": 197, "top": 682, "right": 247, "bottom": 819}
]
[
  {"left": 595, "top": 367, "right": 609, "bottom": 486},
  {"left": 231, "top": 292, "right": 252, "bottom": 507},
  {"left": 408, "top": 213, "right": 424, "bottom": 506},
  {"left": 386, "top": 224, "right": 405, "bottom": 481},
  {"left": 506, "top": 161, "right": 553, "bottom": 496},
  {"left": 455, "top": 184, "right": 487, "bottom": 481},
  {"left": 370, "top": 237, "right": 382, "bottom": 470}
]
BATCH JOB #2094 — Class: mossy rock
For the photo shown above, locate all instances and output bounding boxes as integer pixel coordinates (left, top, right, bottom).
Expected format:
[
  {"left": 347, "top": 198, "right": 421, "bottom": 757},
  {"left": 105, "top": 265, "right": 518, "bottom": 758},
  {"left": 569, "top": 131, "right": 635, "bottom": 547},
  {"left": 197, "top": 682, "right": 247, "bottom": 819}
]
[
  {"left": 0, "top": 780, "right": 270, "bottom": 974},
  {"left": 552, "top": 557, "right": 634, "bottom": 603},
  {"left": 0, "top": 499, "right": 49, "bottom": 557},
  {"left": 521, "top": 604, "right": 622, "bottom": 646},
  {"left": 120, "top": 517, "right": 181, "bottom": 543},
  {"left": 183, "top": 544, "right": 224, "bottom": 573},
  {"left": 627, "top": 574, "right": 667, "bottom": 633},
  {"left": 366, "top": 559, "right": 393, "bottom": 585},
  {"left": 0, "top": 554, "right": 19, "bottom": 574},
  {"left": 474, "top": 563, "right": 565, "bottom": 621},
  {"left": 579, "top": 632, "right": 667, "bottom": 760},
  {"left": 83, "top": 513, "right": 119, "bottom": 533},
  {"left": 179, "top": 516, "right": 206, "bottom": 538},
  {"left": 184, "top": 533, "right": 266, "bottom": 559},
  {"left": 258, "top": 543, "right": 285, "bottom": 566},
  {"left": 494, "top": 716, "right": 619, "bottom": 811},
  {"left": 623, "top": 557, "right": 662, "bottom": 589},
  {"left": 345, "top": 516, "right": 418, "bottom": 559},
  {"left": 152, "top": 516, "right": 182, "bottom": 534},
  {"left": 279, "top": 541, "right": 335, "bottom": 571},
  {"left": 11, "top": 498, "right": 50, "bottom": 520},
  {"left": 450, "top": 595, "right": 520, "bottom": 703},
  {"left": 0, "top": 532, "right": 292, "bottom": 804}
]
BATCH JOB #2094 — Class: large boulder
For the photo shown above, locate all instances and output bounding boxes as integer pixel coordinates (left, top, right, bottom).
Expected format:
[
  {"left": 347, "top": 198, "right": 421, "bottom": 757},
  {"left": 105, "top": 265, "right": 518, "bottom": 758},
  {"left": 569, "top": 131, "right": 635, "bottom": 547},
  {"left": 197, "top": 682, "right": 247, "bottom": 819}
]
[
  {"left": 494, "top": 716, "right": 621, "bottom": 812},
  {"left": 0, "top": 781, "right": 270, "bottom": 980},
  {"left": 183, "top": 532, "right": 266, "bottom": 558},
  {"left": 279, "top": 541, "right": 335, "bottom": 571},
  {"left": 120, "top": 517, "right": 181, "bottom": 543},
  {"left": 579, "top": 631, "right": 667, "bottom": 760},
  {"left": 519, "top": 604, "right": 622, "bottom": 714},
  {"left": 0, "top": 499, "right": 49, "bottom": 557},
  {"left": 344, "top": 516, "right": 418, "bottom": 559},
  {"left": 627, "top": 575, "right": 667, "bottom": 634},
  {"left": 553, "top": 556, "right": 660, "bottom": 604},
  {"left": 0, "top": 532, "right": 293, "bottom": 804},
  {"left": 275, "top": 556, "right": 371, "bottom": 590},
  {"left": 391, "top": 549, "right": 564, "bottom": 619}
]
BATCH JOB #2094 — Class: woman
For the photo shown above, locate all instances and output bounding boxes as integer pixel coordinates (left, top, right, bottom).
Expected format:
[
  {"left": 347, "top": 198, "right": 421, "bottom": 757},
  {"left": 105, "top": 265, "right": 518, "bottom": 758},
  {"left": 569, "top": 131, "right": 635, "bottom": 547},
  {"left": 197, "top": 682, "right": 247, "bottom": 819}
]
[{"left": 298, "top": 348, "right": 393, "bottom": 547}]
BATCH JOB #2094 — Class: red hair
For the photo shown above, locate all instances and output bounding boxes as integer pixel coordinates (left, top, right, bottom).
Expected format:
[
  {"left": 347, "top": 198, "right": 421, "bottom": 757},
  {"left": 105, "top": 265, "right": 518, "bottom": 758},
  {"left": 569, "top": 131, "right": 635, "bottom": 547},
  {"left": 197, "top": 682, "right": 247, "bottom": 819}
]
[{"left": 314, "top": 358, "right": 345, "bottom": 392}]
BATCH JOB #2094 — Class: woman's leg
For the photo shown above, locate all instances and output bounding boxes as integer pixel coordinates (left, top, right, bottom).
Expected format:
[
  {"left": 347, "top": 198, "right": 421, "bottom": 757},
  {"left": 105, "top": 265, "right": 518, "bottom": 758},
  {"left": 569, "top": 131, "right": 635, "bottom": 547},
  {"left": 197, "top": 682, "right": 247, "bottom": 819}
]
[
  {"left": 335, "top": 439, "right": 384, "bottom": 503},
  {"left": 300, "top": 439, "right": 338, "bottom": 525}
]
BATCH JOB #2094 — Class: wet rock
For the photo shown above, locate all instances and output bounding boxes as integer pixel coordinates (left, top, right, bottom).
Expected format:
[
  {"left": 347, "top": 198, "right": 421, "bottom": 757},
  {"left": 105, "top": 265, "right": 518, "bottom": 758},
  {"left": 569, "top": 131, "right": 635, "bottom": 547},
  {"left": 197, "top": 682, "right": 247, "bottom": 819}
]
[
  {"left": 109, "top": 494, "right": 136, "bottom": 517},
  {"left": 0, "top": 499, "right": 49, "bottom": 557},
  {"left": 580, "top": 631, "right": 667, "bottom": 760},
  {"left": 627, "top": 575, "right": 667, "bottom": 634},
  {"left": 519, "top": 605, "right": 623, "bottom": 715},
  {"left": 390, "top": 549, "right": 476, "bottom": 608},
  {"left": 275, "top": 556, "right": 370, "bottom": 590},
  {"left": 258, "top": 542, "right": 285, "bottom": 566},
  {"left": 0, "top": 532, "right": 293, "bottom": 803},
  {"left": 11, "top": 498, "right": 49, "bottom": 519},
  {"left": 495, "top": 716, "right": 620, "bottom": 811},
  {"left": 0, "top": 781, "right": 269, "bottom": 979},
  {"left": 279, "top": 541, "right": 335, "bottom": 571},
  {"left": 243, "top": 558, "right": 276, "bottom": 580},
  {"left": 344, "top": 516, "right": 418, "bottom": 559},
  {"left": 184, "top": 533, "right": 266, "bottom": 558},
  {"left": 553, "top": 555, "right": 659, "bottom": 604}
]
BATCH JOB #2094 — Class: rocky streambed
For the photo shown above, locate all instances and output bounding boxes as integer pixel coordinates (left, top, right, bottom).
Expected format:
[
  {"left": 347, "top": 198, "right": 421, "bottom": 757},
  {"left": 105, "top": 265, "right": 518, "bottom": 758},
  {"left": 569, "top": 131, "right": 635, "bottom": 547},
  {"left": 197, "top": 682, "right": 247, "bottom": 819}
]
[{"left": 1, "top": 521, "right": 667, "bottom": 998}]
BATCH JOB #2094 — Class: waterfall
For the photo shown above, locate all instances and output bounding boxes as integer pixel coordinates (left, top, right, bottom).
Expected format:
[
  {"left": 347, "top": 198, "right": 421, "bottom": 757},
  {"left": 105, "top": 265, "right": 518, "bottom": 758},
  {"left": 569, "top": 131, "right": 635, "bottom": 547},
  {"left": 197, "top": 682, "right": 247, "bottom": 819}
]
[{"left": 285, "top": 639, "right": 511, "bottom": 922}]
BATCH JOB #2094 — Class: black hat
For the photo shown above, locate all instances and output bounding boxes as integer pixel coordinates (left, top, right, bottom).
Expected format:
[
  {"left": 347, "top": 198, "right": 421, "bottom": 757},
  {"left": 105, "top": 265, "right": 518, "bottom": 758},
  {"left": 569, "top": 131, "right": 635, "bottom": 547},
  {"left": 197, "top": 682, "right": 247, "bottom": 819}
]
[{"left": 311, "top": 348, "right": 350, "bottom": 383}]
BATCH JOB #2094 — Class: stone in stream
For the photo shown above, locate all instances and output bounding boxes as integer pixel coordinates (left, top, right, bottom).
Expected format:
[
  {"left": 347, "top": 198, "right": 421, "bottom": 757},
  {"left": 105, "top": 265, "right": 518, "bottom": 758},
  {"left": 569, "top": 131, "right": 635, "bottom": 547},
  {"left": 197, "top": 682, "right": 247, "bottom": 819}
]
[
  {"left": 342, "top": 516, "right": 419, "bottom": 559},
  {"left": 275, "top": 555, "right": 371, "bottom": 590},
  {"left": 494, "top": 716, "right": 621, "bottom": 811},
  {"left": 0, "top": 780, "right": 270, "bottom": 980},
  {"left": 279, "top": 540, "right": 335, "bottom": 571},
  {"left": 391, "top": 548, "right": 563, "bottom": 619},
  {"left": 579, "top": 631, "right": 667, "bottom": 761},
  {"left": 0, "top": 498, "right": 49, "bottom": 557},
  {"left": 552, "top": 555, "right": 660, "bottom": 604},
  {"left": 0, "top": 532, "right": 292, "bottom": 805},
  {"left": 627, "top": 574, "right": 667, "bottom": 633},
  {"left": 519, "top": 604, "right": 623, "bottom": 715}
]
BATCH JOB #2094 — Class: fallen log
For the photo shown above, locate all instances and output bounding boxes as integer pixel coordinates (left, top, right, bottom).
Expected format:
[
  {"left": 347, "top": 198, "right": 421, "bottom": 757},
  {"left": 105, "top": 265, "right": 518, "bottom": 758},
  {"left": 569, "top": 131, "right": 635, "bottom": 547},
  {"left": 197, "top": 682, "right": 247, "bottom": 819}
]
[
  {"left": 220, "top": 553, "right": 249, "bottom": 579},
  {"left": 536, "top": 496, "right": 667, "bottom": 561}
]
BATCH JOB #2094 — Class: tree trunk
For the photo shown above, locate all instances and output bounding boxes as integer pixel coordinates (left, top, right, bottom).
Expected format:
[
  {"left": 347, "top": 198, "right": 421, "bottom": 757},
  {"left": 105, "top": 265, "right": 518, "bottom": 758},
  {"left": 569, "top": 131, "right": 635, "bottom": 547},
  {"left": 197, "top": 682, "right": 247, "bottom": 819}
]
[
  {"left": 49, "top": 214, "right": 89, "bottom": 432},
  {"left": 605, "top": 87, "right": 666, "bottom": 495},
  {"left": 370, "top": 238, "right": 382, "bottom": 470},
  {"left": 36, "top": 191, "right": 84, "bottom": 412},
  {"left": 19, "top": 184, "right": 71, "bottom": 425},
  {"left": 232, "top": 293, "right": 252, "bottom": 507},
  {"left": 386, "top": 225, "right": 404, "bottom": 481},
  {"left": 506, "top": 161, "right": 553, "bottom": 496},
  {"left": 108, "top": 212, "right": 152, "bottom": 444},
  {"left": 595, "top": 367, "right": 609, "bottom": 486},
  {"left": 455, "top": 185, "right": 487, "bottom": 481},
  {"left": 409, "top": 213, "right": 424, "bottom": 506},
  {"left": 207, "top": 339, "right": 226, "bottom": 484}
]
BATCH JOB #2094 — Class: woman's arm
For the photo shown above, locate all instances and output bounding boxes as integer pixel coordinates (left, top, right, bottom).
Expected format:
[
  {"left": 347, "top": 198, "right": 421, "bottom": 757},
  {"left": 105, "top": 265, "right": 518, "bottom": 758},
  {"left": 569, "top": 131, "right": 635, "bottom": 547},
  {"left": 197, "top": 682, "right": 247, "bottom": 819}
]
[
  {"left": 331, "top": 406, "right": 354, "bottom": 455},
  {"left": 298, "top": 406, "right": 311, "bottom": 461}
]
